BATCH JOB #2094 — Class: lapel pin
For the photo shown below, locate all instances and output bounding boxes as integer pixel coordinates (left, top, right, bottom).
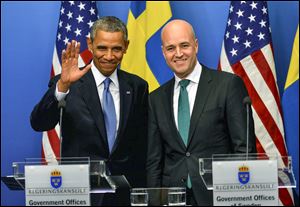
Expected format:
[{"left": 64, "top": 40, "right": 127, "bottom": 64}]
[{"left": 126, "top": 91, "right": 131, "bottom": 95}]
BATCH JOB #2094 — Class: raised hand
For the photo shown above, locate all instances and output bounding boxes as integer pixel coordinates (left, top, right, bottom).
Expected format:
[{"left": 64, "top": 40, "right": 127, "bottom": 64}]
[{"left": 58, "top": 40, "right": 92, "bottom": 92}]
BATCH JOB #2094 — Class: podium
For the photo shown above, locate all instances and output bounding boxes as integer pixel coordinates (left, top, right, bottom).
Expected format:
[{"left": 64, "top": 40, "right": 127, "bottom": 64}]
[
  {"left": 1, "top": 157, "right": 130, "bottom": 206},
  {"left": 199, "top": 153, "right": 297, "bottom": 206}
]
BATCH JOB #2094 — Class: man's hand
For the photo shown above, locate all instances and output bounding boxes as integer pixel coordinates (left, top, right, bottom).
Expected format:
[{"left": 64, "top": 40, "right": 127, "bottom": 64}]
[{"left": 58, "top": 40, "right": 92, "bottom": 92}]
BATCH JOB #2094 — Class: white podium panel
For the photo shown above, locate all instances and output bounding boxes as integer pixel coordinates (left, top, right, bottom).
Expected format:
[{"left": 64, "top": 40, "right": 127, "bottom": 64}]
[
  {"left": 213, "top": 160, "right": 278, "bottom": 206},
  {"left": 25, "top": 164, "right": 90, "bottom": 206}
]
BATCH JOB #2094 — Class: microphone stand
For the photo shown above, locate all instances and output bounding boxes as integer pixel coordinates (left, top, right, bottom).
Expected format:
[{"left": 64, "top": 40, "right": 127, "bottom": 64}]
[
  {"left": 58, "top": 99, "right": 66, "bottom": 165},
  {"left": 243, "top": 96, "right": 251, "bottom": 160}
]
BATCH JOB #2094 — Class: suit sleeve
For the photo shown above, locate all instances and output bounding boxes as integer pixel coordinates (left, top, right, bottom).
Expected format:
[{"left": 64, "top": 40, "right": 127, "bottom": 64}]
[
  {"left": 146, "top": 95, "right": 163, "bottom": 187},
  {"left": 226, "top": 75, "right": 256, "bottom": 153},
  {"left": 30, "top": 76, "right": 61, "bottom": 131}
]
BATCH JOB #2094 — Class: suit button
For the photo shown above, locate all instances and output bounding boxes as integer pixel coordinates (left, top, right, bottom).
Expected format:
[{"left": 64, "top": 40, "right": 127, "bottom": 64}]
[{"left": 186, "top": 152, "right": 191, "bottom": 157}]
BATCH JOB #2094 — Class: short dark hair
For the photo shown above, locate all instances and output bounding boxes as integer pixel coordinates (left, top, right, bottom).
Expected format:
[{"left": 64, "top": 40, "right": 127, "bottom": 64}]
[{"left": 90, "top": 16, "right": 128, "bottom": 42}]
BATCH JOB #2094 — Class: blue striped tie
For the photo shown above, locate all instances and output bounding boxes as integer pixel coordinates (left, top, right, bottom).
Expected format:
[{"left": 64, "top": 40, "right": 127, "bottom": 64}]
[{"left": 102, "top": 78, "right": 117, "bottom": 153}]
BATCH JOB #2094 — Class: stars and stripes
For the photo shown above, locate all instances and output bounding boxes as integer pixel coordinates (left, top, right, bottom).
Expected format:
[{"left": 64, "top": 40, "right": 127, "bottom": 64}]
[
  {"left": 42, "top": 1, "right": 98, "bottom": 163},
  {"left": 219, "top": 1, "right": 294, "bottom": 206}
]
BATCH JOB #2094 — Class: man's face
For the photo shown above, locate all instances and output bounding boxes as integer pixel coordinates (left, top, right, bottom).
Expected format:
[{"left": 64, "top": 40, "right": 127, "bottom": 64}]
[
  {"left": 161, "top": 22, "right": 198, "bottom": 79},
  {"left": 88, "top": 30, "right": 128, "bottom": 76}
]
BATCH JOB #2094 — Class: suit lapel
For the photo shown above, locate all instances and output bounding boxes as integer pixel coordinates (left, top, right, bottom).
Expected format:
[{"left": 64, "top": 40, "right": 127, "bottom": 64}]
[
  {"left": 79, "top": 70, "right": 109, "bottom": 149},
  {"left": 164, "top": 79, "right": 187, "bottom": 149},
  {"left": 188, "top": 67, "right": 213, "bottom": 145},
  {"left": 110, "top": 70, "right": 132, "bottom": 154}
]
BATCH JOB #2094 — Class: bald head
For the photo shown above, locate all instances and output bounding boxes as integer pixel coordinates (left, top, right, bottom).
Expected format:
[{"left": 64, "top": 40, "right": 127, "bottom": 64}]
[
  {"left": 161, "top": 19, "right": 196, "bottom": 43},
  {"left": 160, "top": 19, "right": 199, "bottom": 79}
]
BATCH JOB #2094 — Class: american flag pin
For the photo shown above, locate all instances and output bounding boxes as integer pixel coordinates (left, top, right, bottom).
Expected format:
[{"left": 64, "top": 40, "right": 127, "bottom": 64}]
[{"left": 126, "top": 91, "right": 131, "bottom": 95}]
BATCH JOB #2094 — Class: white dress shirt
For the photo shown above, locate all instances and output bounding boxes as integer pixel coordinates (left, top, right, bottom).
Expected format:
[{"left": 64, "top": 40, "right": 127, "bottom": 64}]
[
  {"left": 55, "top": 61, "right": 120, "bottom": 136},
  {"left": 173, "top": 61, "right": 202, "bottom": 129}
]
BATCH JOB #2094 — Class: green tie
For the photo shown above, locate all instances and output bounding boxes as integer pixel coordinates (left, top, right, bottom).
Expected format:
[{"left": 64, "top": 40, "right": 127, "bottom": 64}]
[
  {"left": 178, "top": 79, "right": 192, "bottom": 188},
  {"left": 178, "top": 79, "right": 190, "bottom": 145}
]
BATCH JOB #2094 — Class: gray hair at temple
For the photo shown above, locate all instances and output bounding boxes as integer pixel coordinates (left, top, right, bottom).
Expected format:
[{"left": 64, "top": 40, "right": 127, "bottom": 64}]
[{"left": 90, "top": 16, "right": 128, "bottom": 42}]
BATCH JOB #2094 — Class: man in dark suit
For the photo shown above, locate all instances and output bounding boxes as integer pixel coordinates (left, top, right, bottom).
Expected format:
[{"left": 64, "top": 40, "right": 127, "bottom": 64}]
[
  {"left": 146, "top": 19, "right": 256, "bottom": 206},
  {"left": 31, "top": 16, "right": 148, "bottom": 205}
]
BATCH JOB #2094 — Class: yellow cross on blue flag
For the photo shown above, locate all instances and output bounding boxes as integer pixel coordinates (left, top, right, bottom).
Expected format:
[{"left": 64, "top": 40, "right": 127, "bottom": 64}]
[{"left": 121, "top": 1, "right": 172, "bottom": 92}]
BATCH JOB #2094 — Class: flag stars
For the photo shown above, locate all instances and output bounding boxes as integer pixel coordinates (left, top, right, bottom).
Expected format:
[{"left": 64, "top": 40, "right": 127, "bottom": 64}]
[
  {"left": 248, "top": 14, "right": 256, "bottom": 22},
  {"left": 245, "top": 27, "right": 253, "bottom": 36},
  {"left": 60, "top": 7, "right": 65, "bottom": 15},
  {"left": 226, "top": 31, "right": 230, "bottom": 39},
  {"left": 236, "top": 9, "right": 244, "bottom": 18},
  {"left": 257, "top": 32, "right": 265, "bottom": 40},
  {"left": 240, "top": 1, "right": 246, "bottom": 4},
  {"left": 74, "top": 28, "right": 82, "bottom": 36},
  {"left": 243, "top": 40, "right": 251, "bottom": 48},
  {"left": 262, "top": 6, "right": 268, "bottom": 14},
  {"left": 69, "top": 1, "right": 75, "bottom": 6},
  {"left": 87, "top": 20, "right": 94, "bottom": 28},
  {"left": 232, "top": 35, "right": 240, "bottom": 44},
  {"left": 227, "top": 19, "right": 231, "bottom": 26},
  {"left": 89, "top": 7, "right": 96, "bottom": 15},
  {"left": 63, "top": 37, "right": 69, "bottom": 45},
  {"left": 66, "top": 11, "right": 73, "bottom": 19},
  {"left": 234, "top": 22, "right": 242, "bottom": 30},
  {"left": 259, "top": 19, "right": 267, "bottom": 28},
  {"left": 78, "top": 2, "right": 86, "bottom": 11},
  {"left": 230, "top": 48, "right": 238, "bottom": 56},
  {"left": 76, "top": 15, "right": 84, "bottom": 23},
  {"left": 229, "top": 5, "right": 234, "bottom": 13},
  {"left": 59, "top": 20, "right": 63, "bottom": 28},
  {"left": 65, "top": 23, "right": 71, "bottom": 32},
  {"left": 57, "top": 33, "right": 61, "bottom": 41},
  {"left": 250, "top": 1, "right": 258, "bottom": 10}
]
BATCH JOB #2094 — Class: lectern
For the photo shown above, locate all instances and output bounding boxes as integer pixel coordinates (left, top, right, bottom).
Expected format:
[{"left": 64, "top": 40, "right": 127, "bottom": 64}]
[
  {"left": 1, "top": 157, "right": 130, "bottom": 206},
  {"left": 199, "top": 153, "right": 296, "bottom": 206}
]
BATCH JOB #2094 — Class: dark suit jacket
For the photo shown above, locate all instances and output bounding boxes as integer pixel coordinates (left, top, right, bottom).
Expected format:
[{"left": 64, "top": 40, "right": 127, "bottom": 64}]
[
  {"left": 147, "top": 66, "right": 256, "bottom": 206},
  {"left": 31, "top": 69, "right": 148, "bottom": 205}
]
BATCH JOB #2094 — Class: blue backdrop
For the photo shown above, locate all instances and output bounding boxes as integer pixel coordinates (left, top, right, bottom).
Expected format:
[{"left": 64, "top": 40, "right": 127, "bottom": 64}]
[{"left": 1, "top": 1, "right": 298, "bottom": 205}]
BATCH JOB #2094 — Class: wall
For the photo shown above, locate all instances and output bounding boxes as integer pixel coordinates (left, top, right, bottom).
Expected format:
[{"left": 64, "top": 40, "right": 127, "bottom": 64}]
[{"left": 1, "top": 1, "right": 298, "bottom": 205}]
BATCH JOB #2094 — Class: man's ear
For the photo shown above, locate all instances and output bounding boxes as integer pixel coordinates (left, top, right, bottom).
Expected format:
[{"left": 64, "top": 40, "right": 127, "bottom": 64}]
[
  {"left": 161, "top": 45, "right": 166, "bottom": 59},
  {"left": 195, "top": 38, "right": 199, "bottom": 54},
  {"left": 86, "top": 37, "right": 93, "bottom": 52},
  {"left": 123, "top": 40, "right": 130, "bottom": 54}
]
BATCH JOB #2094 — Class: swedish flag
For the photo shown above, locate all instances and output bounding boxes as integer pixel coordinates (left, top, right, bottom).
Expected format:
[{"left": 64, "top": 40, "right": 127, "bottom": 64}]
[
  {"left": 121, "top": 1, "right": 173, "bottom": 92},
  {"left": 282, "top": 25, "right": 299, "bottom": 197}
]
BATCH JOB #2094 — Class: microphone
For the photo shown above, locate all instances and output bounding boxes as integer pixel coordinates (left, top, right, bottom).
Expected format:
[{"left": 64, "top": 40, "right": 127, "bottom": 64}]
[
  {"left": 243, "top": 96, "right": 251, "bottom": 159},
  {"left": 58, "top": 99, "right": 66, "bottom": 164}
]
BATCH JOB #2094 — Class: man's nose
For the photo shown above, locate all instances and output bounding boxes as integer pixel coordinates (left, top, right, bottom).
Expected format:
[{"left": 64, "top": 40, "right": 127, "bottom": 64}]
[
  {"left": 175, "top": 47, "right": 183, "bottom": 57},
  {"left": 104, "top": 50, "right": 113, "bottom": 60}
]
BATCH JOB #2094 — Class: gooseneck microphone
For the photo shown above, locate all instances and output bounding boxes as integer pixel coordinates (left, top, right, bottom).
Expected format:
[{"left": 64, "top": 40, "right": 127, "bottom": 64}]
[
  {"left": 243, "top": 96, "right": 252, "bottom": 159},
  {"left": 58, "top": 99, "right": 66, "bottom": 164}
]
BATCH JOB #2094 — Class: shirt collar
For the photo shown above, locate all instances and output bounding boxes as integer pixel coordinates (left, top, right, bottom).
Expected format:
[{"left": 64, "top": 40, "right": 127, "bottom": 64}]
[
  {"left": 174, "top": 60, "right": 202, "bottom": 89},
  {"left": 91, "top": 61, "right": 119, "bottom": 88}
]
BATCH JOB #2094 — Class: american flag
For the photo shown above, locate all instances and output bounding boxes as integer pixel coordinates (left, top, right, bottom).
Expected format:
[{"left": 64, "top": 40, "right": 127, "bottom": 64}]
[
  {"left": 42, "top": 1, "right": 98, "bottom": 163},
  {"left": 219, "top": 1, "right": 294, "bottom": 205}
]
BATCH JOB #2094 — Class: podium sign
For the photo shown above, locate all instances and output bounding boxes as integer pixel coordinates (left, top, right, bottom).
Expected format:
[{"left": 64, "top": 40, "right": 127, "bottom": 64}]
[
  {"left": 25, "top": 164, "right": 90, "bottom": 206},
  {"left": 213, "top": 160, "right": 278, "bottom": 206}
]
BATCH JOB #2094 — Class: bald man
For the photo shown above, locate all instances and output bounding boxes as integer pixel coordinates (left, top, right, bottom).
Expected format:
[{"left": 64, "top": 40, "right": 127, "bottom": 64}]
[{"left": 146, "top": 19, "right": 256, "bottom": 205}]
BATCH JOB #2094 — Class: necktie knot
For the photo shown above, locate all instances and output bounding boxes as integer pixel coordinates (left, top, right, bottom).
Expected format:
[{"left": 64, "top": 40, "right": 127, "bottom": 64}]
[
  {"left": 179, "top": 79, "right": 190, "bottom": 89},
  {"left": 103, "top": 78, "right": 112, "bottom": 89}
]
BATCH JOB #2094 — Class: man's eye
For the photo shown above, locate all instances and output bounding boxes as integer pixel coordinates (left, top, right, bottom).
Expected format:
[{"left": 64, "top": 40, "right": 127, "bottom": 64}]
[
  {"left": 98, "top": 47, "right": 107, "bottom": 51},
  {"left": 166, "top": 47, "right": 174, "bottom": 51},
  {"left": 113, "top": 48, "right": 122, "bottom": 52}
]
